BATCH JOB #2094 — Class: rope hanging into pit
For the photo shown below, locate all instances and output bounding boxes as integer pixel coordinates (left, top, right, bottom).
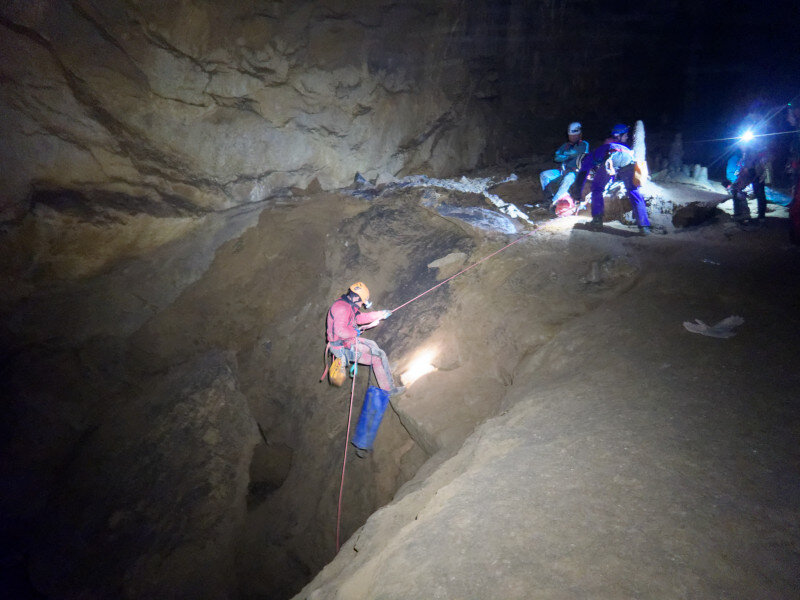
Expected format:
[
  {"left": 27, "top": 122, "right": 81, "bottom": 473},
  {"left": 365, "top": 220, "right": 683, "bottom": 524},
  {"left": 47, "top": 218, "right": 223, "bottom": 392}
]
[
  {"left": 334, "top": 227, "right": 535, "bottom": 553},
  {"left": 390, "top": 228, "right": 537, "bottom": 313},
  {"left": 336, "top": 344, "right": 359, "bottom": 552}
]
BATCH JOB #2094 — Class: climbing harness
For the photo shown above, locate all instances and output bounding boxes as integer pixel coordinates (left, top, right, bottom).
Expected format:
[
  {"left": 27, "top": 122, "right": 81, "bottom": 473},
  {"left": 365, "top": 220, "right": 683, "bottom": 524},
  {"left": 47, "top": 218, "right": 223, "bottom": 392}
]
[
  {"left": 320, "top": 296, "right": 362, "bottom": 385},
  {"left": 320, "top": 341, "right": 346, "bottom": 385}
]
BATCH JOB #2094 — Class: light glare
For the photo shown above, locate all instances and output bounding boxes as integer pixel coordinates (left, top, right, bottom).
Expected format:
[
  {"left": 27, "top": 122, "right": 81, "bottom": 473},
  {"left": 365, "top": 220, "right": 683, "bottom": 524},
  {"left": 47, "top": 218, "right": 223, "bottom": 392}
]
[{"left": 401, "top": 349, "right": 437, "bottom": 386}]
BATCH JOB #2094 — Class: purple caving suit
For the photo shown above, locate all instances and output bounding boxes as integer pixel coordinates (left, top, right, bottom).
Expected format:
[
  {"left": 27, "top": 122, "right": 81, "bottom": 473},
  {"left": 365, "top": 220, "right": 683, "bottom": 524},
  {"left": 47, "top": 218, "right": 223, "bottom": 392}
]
[{"left": 577, "top": 141, "right": 651, "bottom": 227}]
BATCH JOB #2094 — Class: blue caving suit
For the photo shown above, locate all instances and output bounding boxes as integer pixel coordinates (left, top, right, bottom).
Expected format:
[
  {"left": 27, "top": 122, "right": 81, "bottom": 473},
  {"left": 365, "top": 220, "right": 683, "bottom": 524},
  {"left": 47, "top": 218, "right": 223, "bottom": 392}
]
[
  {"left": 576, "top": 141, "right": 650, "bottom": 227},
  {"left": 540, "top": 139, "right": 590, "bottom": 202}
]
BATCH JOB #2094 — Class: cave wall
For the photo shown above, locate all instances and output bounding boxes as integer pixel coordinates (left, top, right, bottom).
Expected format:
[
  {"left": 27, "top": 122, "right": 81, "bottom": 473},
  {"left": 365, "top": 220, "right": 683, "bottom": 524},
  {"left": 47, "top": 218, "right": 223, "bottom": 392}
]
[
  {"left": 0, "top": 190, "right": 448, "bottom": 599},
  {"left": 0, "top": 0, "right": 695, "bottom": 223},
  {"left": 0, "top": 0, "right": 501, "bottom": 220}
]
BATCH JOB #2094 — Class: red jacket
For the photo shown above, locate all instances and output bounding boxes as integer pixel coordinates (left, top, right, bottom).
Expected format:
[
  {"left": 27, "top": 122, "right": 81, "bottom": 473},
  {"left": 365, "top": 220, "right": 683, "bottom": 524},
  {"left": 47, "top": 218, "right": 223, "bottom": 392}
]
[{"left": 326, "top": 296, "right": 384, "bottom": 347}]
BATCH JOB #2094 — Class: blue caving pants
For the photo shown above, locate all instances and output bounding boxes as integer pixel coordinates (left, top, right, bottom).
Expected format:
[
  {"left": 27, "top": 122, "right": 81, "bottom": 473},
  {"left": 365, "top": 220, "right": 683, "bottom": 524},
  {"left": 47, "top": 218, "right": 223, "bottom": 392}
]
[
  {"left": 591, "top": 164, "right": 650, "bottom": 227},
  {"left": 540, "top": 169, "right": 577, "bottom": 203}
]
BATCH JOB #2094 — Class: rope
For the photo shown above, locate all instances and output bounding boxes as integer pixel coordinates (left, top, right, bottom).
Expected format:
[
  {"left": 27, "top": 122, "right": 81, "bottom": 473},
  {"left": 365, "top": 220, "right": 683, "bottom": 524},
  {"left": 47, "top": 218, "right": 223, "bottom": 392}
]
[
  {"left": 319, "top": 342, "right": 332, "bottom": 381},
  {"left": 335, "top": 340, "right": 359, "bottom": 552},
  {"left": 391, "top": 228, "right": 537, "bottom": 313}
]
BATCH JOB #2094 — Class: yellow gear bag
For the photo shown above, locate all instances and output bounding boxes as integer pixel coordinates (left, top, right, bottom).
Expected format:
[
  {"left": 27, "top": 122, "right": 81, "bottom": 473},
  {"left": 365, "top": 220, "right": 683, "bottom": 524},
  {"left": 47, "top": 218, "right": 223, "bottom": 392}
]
[
  {"left": 633, "top": 161, "right": 649, "bottom": 187},
  {"left": 329, "top": 356, "right": 346, "bottom": 387}
]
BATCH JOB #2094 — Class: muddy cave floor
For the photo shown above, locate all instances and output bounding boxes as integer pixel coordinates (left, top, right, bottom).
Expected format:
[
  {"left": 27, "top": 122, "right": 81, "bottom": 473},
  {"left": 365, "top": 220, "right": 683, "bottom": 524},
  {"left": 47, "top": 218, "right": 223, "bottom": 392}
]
[{"left": 2, "top": 167, "right": 800, "bottom": 599}]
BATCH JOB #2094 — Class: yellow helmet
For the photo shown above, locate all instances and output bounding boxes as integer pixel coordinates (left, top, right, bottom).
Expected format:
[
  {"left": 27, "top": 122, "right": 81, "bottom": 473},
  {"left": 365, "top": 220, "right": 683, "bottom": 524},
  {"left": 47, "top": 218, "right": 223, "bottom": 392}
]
[
  {"left": 349, "top": 281, "right": 372, "bottom": 308},
  {"left": 329, "top": 356, "right": 346, "bottom": 387}
]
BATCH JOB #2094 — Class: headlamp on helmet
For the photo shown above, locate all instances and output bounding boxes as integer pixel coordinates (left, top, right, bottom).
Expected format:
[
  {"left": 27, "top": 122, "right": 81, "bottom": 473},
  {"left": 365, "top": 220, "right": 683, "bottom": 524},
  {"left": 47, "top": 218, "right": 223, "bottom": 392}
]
[{"left": 348, "top": 281, "right": 372, "bottom": 308}]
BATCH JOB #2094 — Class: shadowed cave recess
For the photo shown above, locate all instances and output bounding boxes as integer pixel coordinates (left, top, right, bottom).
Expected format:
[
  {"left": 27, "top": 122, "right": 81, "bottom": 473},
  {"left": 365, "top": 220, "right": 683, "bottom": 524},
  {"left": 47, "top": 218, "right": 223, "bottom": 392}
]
[{"left": 2, "top": 1, "right": 799, "bottom": 599}]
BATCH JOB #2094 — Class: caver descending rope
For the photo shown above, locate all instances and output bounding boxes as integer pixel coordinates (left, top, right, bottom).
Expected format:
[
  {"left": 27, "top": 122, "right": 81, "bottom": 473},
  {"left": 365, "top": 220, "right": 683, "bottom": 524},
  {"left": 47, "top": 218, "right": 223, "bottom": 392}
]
[{"left": 333, "top": 227, "right": 536, "bottom": 553}]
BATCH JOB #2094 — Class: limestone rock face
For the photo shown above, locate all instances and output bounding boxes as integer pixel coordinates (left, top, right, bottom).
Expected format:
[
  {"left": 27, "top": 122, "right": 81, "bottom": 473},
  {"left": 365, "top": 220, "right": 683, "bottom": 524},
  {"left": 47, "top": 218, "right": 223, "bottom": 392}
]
[{"left": 0, "top": 0, "right": 494, "bottom": 219}]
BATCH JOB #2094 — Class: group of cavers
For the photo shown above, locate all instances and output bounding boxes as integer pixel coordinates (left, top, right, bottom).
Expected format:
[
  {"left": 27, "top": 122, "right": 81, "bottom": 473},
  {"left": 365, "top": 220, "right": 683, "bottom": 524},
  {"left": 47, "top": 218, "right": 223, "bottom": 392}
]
[
  {"left": 540, "top": 110, "right": 800, "bottom": 243},
  {"left": 539, "top": 121, "right": 652, "bottom": 235},
  {"left": 324, "top": 107, "right": 800, "bottom": 456}
]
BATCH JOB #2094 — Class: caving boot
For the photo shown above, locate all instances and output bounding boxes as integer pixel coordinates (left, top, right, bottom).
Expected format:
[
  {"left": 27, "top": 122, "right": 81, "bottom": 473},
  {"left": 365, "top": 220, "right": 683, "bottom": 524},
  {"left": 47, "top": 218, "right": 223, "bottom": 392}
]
[
  {"left": 639, "top": 225, "right": 652, "bottom": 236},
  {"left": 589, "top": 215, "right": 603, "bottom": 232}
]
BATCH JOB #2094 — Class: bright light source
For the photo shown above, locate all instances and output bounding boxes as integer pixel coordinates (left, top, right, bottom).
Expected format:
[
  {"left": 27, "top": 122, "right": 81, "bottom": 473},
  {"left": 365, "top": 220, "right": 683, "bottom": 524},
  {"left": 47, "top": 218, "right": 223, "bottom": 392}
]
[
  {"left": 400, "top": 348, "right": 437, "bottom": 387},
  {"left": 741, "top": 129, "right": 754, "bottom": 142}
]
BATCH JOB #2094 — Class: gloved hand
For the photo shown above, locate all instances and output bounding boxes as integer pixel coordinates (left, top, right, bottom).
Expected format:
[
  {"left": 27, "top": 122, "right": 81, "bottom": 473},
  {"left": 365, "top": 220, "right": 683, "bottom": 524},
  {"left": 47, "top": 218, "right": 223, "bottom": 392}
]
[{"left": 382, "top": 310, "right": 392, "bottom": 319}]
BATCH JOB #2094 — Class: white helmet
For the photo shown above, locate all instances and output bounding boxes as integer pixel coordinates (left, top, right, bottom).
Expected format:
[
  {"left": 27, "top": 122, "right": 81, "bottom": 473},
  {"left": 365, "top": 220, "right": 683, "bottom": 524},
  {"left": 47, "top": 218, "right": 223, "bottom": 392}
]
[{"left": 568, "top": 122, "right": 582, "bottom": 135}]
